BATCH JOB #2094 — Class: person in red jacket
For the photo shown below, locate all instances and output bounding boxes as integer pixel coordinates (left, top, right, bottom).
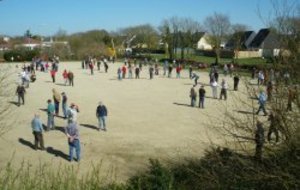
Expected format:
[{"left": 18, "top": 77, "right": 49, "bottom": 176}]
[
  {"left": 89, "top": 62, "right": 94, "bottom": 75},
  {"left": 50, "top": 69, "right": 56, "bottom": 83},
  {"left": 176, "top": 65, "right": 182, "bottom": 78},
  {"left": 62, "top": 69, "right": 68, "bottom": 85},
  {"left": 122, "top": 65, "right": 127, "bottom": 79}
]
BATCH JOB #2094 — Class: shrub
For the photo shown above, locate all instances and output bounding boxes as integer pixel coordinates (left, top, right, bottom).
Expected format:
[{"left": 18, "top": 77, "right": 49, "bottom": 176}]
[{"left": 3, "top": 48, "right": 40, "bottom": 62}]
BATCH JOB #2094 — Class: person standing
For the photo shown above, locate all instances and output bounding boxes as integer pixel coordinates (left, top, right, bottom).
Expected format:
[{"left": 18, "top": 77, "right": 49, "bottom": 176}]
[
  {"left": 258, "top": 71, "right": 264, "bottom": 85},
  {"left": 214, "top": 71, "right": 219, "bottom": 82},
  {"left": 229, "top": 63, "right": 234, "bottom": 77},
  {"left": 68, "top": 71, "right": 74, "bottom": 86},
  {"left": 52, "top": 89, "right": 61, "bottom": 116},
  {"left": 176, "top": 65, "right": 182, "bottom": 78},
  {"left": 219, "top": 79, "right": 228, "bottom": 100},
  {"left": 255, "top": 120, "right": 265, "bottom": 161},
  {"left": 16, "top": 84, "right": 26, "bottom": 106},
  {"left": 223, "top": 64, "right": 228, "bottom": 77},
  {"left": 267, "top": 111, "right": 280, "bottom": 143},
  {"left": 89, "top": 61, "right": 94, "bottom": 75},
  {"left": 168, "top": 64, "right": 173, "bottom": 78},
  {"left": 135, "top": 67, "right": 140, "bottom": 79},
  {"left": 81, "top": 60, "right": 85, "bottom": 69},
  {"left": 117, "top": 67, "right": 122, "bottom": 80},
  {"left": 256, "top": 90, "right": 268, "bottom": 116},
  {"left": 31, "top": 114, "right": 45, "bottom": 150},
  {"left": 97, "top": 60, "right": 101, "bottom": 71},
  {"left": 61, "top": 92, "right": 68, "bottom": 119},
  {"left": 189, "top": 65, "right": 193, "bottom": 79},
  {"left": 191, "top": 73, "right": 199, "bottom": 86},
  {"left": 128, "top": 64, "right": 133, "bottom": 79},
  {"left": 47, "top": 99, "right": 55, "bottom": 130},
  {"left": 154, "top": 63, "right": 159, "bottom": 75},
  {"left": 233, "top": 74, "right": 240, "bottom": 91},
  {"left": 96, "top": 102, "right": 108, "bottom": 131},
  {"left": 190, "top": 86, "right": 197, "bottom": 107},
  {"left": 287, "top": 86, "right": 295, "bottom": 111},
  {"left": 211, "top": 79, "right": 218, "bottom": 99},
  {"left": 149, "top": 65, "right": 154, "bottom": 79},
  {"left": 163, "top": 60, "right": 168, "bottom": 76},
  {"left": 62, "top": 69, "right": 68, "bottom": 85},
  {"left": 104, "top": 62, "right": 108, "bottom": 73},
  {"left": 50, "top": 69, "right": 56, "bottom": 83},
  {"left": 67, "top": 103, "right": 79, "bottom": 124},
  {"left": 199, "top": 85, "right": 206, "bottom": 108},
  {"left": 122, "top": 65, "right": 127, "bottom": 79},
  {"left": 65, "top": 122, "right": 80, "bottom": 162}
]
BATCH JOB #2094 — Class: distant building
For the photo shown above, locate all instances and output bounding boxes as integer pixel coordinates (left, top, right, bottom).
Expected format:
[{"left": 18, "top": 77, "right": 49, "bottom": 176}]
[
  {"left": 41, "top": 37, "right": 69, "bottom": 48},
  {"left": 15, "top": 37, "right": 69, "bottom": 50},
  {"left": 0, "top": 36, "right": 11, "bottom": 51},
  {"left": 248, "top": 28, "right": 281, "bottom": 57},
  {"left": 225, "top": 31, "right": 256, "bottom": 50},
  {"left": 197, "top": 33, "right": 212, "bottom": 50}
]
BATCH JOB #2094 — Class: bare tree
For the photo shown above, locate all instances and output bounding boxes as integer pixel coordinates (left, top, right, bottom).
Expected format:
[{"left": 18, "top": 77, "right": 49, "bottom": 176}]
[
  {"left": 230, "top": 24, "right": 249, "bottom": 62},
  {"left": 160, "top": 17, "right": 202, "bottom": 60},
  {"left": 215, "top": 0, "right": 300, "bottom": 160},
  {"left": 204, "top": 13, "right": 231, "bottom": 64}
]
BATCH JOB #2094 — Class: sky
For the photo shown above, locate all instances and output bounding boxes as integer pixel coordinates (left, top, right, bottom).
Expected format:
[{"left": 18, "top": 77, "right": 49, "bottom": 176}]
[{"left": 0, "top": 0, "right": 281, "bottom": 36}]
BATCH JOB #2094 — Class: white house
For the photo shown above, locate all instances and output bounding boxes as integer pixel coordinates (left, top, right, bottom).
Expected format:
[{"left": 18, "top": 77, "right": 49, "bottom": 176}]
[{"left": 197, "top": 33, "right": 213, "bottom": 50}]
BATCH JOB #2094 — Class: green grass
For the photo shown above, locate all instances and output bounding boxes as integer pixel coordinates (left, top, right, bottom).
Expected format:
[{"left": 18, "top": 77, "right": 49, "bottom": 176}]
[{"left": 150, "top": 53, "right": 267, "bottom": 65}]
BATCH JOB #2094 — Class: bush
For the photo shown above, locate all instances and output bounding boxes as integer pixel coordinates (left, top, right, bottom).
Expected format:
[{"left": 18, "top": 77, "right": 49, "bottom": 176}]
[
  {"left": 195, "top": 50, "right": 234, "bottom": 58},
  {"left": 126, "top": 146, "right": 300, "bottom": 190},
  {"left": 127, "top": 159, "right": 174, "bottom": 190},
  {"left": 3, "top": 48, "right": 40, "bottom": 62}
]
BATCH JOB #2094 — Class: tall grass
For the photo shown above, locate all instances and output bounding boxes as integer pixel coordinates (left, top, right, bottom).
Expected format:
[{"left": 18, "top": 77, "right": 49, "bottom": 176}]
[{"left": 0, "top": 160, "right": 125, "bottom": 190}]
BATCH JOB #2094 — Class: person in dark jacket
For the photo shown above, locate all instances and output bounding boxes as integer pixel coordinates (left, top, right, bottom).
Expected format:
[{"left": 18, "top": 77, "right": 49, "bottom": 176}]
[
  {"left": 267, "top": 110, "right": 280, "bottom": 143},
  {"left": 199, "top": 85, "right": 206, "bottom": 108},
  {"left": 233, "top": 74, "right": 240, "bottom": 91},
  {"left": 16, "top": 84, "right": 26, "bottom": 106},
  {"left": 96, "top": 101, "right": 108, "bottom": 131},
  {"left": 68, "top": 71, "right": 74, "bottom": 86},
  {"left": 255, "top": 120, "right": 265, "bottom": 161},
  {"left": 190, "top": 86, "right": 197, "bottom": 107}
]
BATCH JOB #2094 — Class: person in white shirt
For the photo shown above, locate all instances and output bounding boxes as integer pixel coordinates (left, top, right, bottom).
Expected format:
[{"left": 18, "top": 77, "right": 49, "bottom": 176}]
[{"left": 211, "top": 79, "right": 218, "bottom": 99}]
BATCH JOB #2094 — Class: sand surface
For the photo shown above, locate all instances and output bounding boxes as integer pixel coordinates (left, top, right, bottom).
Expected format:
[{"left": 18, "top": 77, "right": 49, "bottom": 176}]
[{"left": 0, "top": 61, "right": 252, "bottom": 181}]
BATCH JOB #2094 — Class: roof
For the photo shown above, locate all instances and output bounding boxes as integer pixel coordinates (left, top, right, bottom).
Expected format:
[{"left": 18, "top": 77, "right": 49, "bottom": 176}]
[
  {"left": 225, "top": 31, "right": 256, "bottom": 49},
  {"left": 24, "top": 37, "right": 41, "bottom": 44},
  {"left": 249, "top": 28, "right": 280, "bottom": 49}
]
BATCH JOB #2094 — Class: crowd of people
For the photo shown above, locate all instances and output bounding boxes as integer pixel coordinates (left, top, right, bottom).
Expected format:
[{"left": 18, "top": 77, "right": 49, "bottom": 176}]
[{"left": 13, "top": 56, "right": 298, "bottom": 162}]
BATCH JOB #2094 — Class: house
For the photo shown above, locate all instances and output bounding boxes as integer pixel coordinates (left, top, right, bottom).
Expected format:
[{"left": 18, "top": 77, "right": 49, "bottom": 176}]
[
  {"left": 196, "top": 33, "right": 212, "bottom": 50},
  {"left": 15, "top": 37, "right": 42, "bottom": 50},
  {"left": 41, "top": 37, "right": 69, "bottom": 48},
  {"left": 15, "top": 37, "right": 69, "bottom": 50},
  {"left": 248, "top": 28, "right": 281, "bottom": 58},
  {"left": 0, "top": 36, "right": 11, "bottom": 51},
  {"left": 225, "top": 31, "right": 256, "bottom": 50}
]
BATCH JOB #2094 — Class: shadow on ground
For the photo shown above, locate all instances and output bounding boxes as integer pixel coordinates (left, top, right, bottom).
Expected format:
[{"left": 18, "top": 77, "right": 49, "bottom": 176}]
[
  {"left": 9, "top": 101, "right": 20, "bottom": 106},
  {"left": 81, "top": 123, "right": 98, "bottom": 131},
  {"left": 173, "top": 102, "right": 192, "bottom": 107},
  {"left": 46, "top": 147, "right": 69, "bottom": 161},
  {"left": 235, "top": 110, "right": 255, "bottom": 115},
  {"left": 18, "top": 138, "right": 35, "bottom": 150}
]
